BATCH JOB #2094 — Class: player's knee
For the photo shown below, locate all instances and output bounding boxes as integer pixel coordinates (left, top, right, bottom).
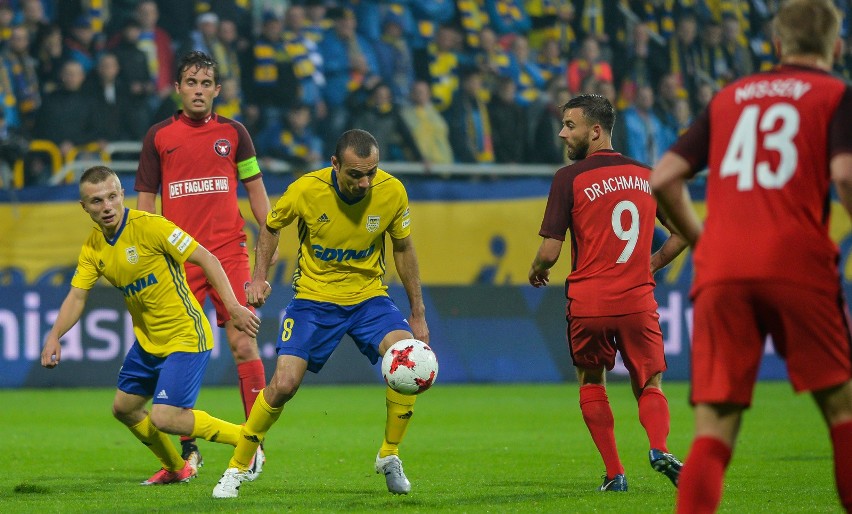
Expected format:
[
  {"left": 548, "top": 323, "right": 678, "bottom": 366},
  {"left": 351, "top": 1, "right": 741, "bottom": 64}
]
[
  {"left": 148, "top": 407, "right": 179, "bottom": 434},
  {"left": 228, "top": 334, "right": 260, "bottom": 362},
  {"left": 266, "top": 376, "right": 300, "bottom": 406},
  {"left": 112, "top": 401, "right": 141, "bottom": 426}
]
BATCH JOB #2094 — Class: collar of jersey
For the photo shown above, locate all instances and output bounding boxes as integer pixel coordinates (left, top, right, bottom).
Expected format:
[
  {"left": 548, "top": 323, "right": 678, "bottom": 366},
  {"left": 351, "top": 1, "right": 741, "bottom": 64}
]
[
  {"left": 331, "top": 168, "right": 366, "bottom": 205},
  {"left": 177, "top": 111, "right": 214, "bottom": 126},
  {"left": 105, "top": 207, "right": 129, "bottom": 246}
]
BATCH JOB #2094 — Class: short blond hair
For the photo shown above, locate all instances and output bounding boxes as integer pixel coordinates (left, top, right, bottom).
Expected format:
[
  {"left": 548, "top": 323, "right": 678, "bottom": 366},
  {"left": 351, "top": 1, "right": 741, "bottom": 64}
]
[{"left": 774, "top": 0, "right": 840, "bottom": 61}]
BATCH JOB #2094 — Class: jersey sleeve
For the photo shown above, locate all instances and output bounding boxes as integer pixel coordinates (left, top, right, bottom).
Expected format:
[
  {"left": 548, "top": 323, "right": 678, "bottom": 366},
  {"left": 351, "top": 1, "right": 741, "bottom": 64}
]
[
  {"left": 135, "top": 127, "right": 162, "bottom": 193},
  {"left": 668, "top": 107, "right": 710, "bottom": 176},
  {"left": 267, "top": 182, "right": 301, "bottom": 231},
  {"left": 151, "top": 216, "right": 199, "bottom": 264},
  {"left": 233, "top": 121, "right": 262, "bottom": 181},
  {"left": 539, "top": 167, "right": 573, "bottom": 241},
  {"left": 69, "top": 240, "right": 101, "bottom": 290},
  {"left": 388, "top": 181, "right": 412, "bottom": 240},
  {"left": 830, "top": 86, "right": 852, "bottom": 158}
]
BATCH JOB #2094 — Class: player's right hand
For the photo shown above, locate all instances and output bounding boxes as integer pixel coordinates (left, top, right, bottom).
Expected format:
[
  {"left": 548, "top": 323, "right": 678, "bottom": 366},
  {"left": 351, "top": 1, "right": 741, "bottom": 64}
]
[
  {"left": 41, "top": 337, "right": 61, "bottom": 369},
  {"left": 231, "top": 306, "right": 261, "bottom": 338},
  {"left": 528, "top": 266, "right": 550, "bottom": 288},
  {"left": 246, "top": 278, "right": 272, "bottom": 307}
]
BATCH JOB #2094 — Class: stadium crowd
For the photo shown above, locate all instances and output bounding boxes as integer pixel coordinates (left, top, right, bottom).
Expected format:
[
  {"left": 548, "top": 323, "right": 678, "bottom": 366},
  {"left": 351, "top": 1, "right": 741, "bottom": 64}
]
[{"left": 0, "top": 0, "right": 848, "bottom": 186}]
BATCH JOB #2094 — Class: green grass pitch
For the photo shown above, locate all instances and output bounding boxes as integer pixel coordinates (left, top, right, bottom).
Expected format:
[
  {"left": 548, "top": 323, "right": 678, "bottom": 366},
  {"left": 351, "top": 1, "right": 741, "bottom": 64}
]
[{"left": 0, "top": 382, "right": 844, "bottom": 513}]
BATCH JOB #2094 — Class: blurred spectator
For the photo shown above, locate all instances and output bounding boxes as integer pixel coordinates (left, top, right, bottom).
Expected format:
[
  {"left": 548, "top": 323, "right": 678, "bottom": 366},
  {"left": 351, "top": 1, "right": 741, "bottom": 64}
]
[
  {"left": 33, "top": 60, "right": 103, "bottom": 157},
  {"left": 177, "top": 12, "right": 222, "bottom": 59},
  {"left": 456, "top": 0, "right": 489, "bottom": 51},
  {"left": 108, "top": 19, "right": 155, "bottom": 136},
  {"left": 506, "top": 35, "right": 546, "bottom": 107},
  {"left": 653, "top": 72, "right": 683, "bottom": 135},
  {"left": 347, "top": 81, "right": 422, "bottom": 163},
  {"left": 151, "top": 0, "right": 195, "bottom": 43},
  {"left": 531, "top": 80, "right": 571, "bottom": 164},
  {"left": 619, "top": 84, "right": 674, "bottom": 166},
  {"left": 213, "top": 76, "right": 242, "bottom": 122},
  {"left": 282, "top": 4, "right": 325, "bottom": 111},
  {"left": 4, "top": 25, "right": 40, "bottom": 135},
  {"left": 698, "top": 20, "right": 734, "bottom": 90},
  {"left": 21, "top": 0, "right": 50, "bottom": 45},
  {"left": 672, "top": 95, "right": 692, "bottom": 135},
  {"left": 488, "top": 76, "right": 526, "bottom": 164},
  {"left": 721, "top": 13, "right": 752, "bottom": 79},
  {"left": 400, "top": 79, "right": 453, "bottom": 166},
  {"left": 134, "top": 0, "right": 175, "bottom": 102},
  {"left": 427, "top": 24, "right": 466, "bottom": 112},
  {"left": 0, "top": 109, "right": 28, "bottom": 182},
  {"left": 444, "top": 68, "right": 493, "bottom": 163},
  {"left": 475, "top": 27, "right": 511, "bottom": 94},
  {"left": 373, "top": 13, "right": 415, "bottom": 105},
  {"left": 749, "top": 16, "right": 777, "bottom": 73},
  {"left": 303, "top": 0, "right": 332, "bottom": 44},
  {"left": 616, "top": 21, "right": 667, "bottom": 107},
  {"left": 536, "top": 38, "right": 568, "bottom": 86},
  {"left": 84, "top": 52, "right": 142, "bottom": 141},
  {"left": 64, "top": 15, "right": 105, "bottom": 74},
  {"left": 245, "top": 11, "right": 293, "bottom": 131},
  {"left": 32, "top": 23, "right": 64, "bottom": 95},
  {"left": 0, "top": 3, "right": 15, "bottom": 49},
  {"left": 667, "top": 11, "right": 703, "bottom": 104},
  {"left": 408, "top": 1, "right": 456, "bottom": 81},
  {"left": 318, "top": 6, "right": 380, "bottom": 154},
  {"left": 567, "top": 36, "right": 613, "bottom": 95},
  {"left": 693, "top": 80, "right": 715, "bottom": 113},
  {"left": 484, "top": 0, "right": 530, "bottom": 37},
  {"left": 213, "top": 19, "right": 245, "bottom": 84},
  {"left": 257, "top": 103, "right": 323, "bottom": 176},
  {"left": 574, "top": 0, "right": 625, "bottom": 49}
]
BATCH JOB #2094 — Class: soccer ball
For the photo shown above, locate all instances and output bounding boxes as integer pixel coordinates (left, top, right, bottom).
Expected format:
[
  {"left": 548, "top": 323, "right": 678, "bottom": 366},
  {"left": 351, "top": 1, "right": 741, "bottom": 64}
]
[{"left": 381, "top": 339, "right": 439, "bottom": 395}]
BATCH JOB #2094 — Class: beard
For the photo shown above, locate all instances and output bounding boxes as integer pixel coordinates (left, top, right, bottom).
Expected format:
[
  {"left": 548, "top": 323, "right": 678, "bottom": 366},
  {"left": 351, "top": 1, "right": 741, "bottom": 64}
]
[{"left": 566, "top": 140, "right": 589, "bottom": 161}]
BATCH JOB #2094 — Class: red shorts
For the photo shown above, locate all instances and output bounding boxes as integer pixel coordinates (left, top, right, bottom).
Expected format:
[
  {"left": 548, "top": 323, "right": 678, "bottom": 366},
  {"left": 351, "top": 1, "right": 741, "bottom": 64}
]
[
  {"left": 691, "top": 282, "right": 852, "bottom": 406},
  {"left": 185, "top": 249, "right": 253, "bottom": 327},
  {"left": 568, "top": 309, "right": 667, "bottom": 387}
]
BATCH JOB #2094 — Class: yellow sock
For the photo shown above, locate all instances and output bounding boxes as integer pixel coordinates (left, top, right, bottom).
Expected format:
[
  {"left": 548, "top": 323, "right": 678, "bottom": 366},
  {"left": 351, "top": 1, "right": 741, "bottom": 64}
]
[
  {"left": 128, "top": 415, "right": 184, "bottom": 471},
  {"left": 229, "top": 389, "right": 283, "bottom": 470},
  {"left": 380, "top": 386, "right": 417, "bottom": 458},
  {"left": 190, "top": 409, "right": 241, "bottom": 446}
]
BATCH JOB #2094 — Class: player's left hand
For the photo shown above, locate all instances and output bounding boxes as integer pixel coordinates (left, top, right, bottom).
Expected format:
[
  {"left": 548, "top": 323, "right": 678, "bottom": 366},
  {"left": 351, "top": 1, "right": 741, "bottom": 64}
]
[
  {"left": 246, "top": 278, "right": 272, "bottom": 307},
  {"left": 230, "top": 306, "right": 261, "bottom": 338},
  {"left": 528, "top": 266, "right": 550, "bottom": 288},
  {"left": 408, "top": 315, "right": 429, "bottom": 344}
]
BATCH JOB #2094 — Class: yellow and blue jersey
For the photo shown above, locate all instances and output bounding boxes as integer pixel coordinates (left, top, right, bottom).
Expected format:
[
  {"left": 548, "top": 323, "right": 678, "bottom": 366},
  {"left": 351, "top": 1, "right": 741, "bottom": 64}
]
[
  {"left": 71, "top": 208, "right": 213, "bottom": 357},
  {"left": 267, "top": 167, "right": 411, "bottom": 305}
]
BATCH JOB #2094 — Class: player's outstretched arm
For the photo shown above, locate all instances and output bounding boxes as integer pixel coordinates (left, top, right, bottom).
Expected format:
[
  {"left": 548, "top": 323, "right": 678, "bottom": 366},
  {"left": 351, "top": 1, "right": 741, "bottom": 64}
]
[
  {"left": 529, "top": 237, "right": 562, "bottom": 288},
  {"left": 247, "top": 224, "right": 280, "bottom": 307},
  {"left": 831, "top": 154, "right": 852, "bottom": 218},
  {"left": 650, "top": 152, "right": 703, "bottom": 247},
  {"left": 41, "top": 286, "right": 89, "bottom": 368},
  {"left": 187, "top": 244, "right": 261, "bottom": 337},
  {"left": 392, "top": 235, "right": 429, "bottom": 343},
  {"left": 245, "top": 178, "right": 279, "bottom": 266}
]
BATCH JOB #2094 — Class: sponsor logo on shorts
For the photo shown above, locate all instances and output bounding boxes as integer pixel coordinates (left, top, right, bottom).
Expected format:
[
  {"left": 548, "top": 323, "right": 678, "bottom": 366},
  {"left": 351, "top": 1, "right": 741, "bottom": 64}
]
[{"left": 156, "top": 389, "right": 169, "bottom": 399}]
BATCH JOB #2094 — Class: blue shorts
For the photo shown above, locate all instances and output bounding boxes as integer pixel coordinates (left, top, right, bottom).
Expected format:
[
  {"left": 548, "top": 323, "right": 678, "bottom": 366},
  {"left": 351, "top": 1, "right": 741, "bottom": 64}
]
[
  {"left": 117, "top": 341, "right": 210, "bottom": 408},
  {"left": 278, "top": 296, "right": 411, "bottom": 373}
]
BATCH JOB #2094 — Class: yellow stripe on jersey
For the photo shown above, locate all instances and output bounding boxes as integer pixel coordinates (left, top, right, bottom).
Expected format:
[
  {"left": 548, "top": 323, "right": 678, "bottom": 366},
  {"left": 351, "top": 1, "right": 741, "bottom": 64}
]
[{"left": 267, "top": 167, "right": 411, "bottom": 305}]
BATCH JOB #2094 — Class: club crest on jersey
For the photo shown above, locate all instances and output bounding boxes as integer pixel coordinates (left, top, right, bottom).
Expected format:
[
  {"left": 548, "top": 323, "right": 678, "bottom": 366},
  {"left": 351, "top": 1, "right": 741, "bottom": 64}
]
[
  {"left": 214, "top": 139, "right": 231, "bottom": 157},
  {"left": 125, "top": 246, "right": 139, "bottom": 264},
  {"left": 366, "top": 215, "right": 380, "bottom": 232}
]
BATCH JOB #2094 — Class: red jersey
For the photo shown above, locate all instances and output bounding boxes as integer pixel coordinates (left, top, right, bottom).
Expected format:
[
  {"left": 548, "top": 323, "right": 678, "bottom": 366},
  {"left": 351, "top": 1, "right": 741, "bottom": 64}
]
[
  {"left": 539, "top": 150, "right": 659, "bottom": 317},
  {"left": 135, "top": 112, "right": 262, "bottom": 254},
  {"left": 670, "top": 65, "right": 852, "bottom": 295}
]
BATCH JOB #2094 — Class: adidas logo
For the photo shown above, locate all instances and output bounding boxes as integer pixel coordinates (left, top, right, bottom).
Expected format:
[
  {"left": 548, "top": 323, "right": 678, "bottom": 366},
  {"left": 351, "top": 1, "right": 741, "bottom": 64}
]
[
  {"left": 317, "top": 213, "right": 330, "bottom": 223},
  {"left": 156, "top": 389, "right": 169, "bottom": 400}
]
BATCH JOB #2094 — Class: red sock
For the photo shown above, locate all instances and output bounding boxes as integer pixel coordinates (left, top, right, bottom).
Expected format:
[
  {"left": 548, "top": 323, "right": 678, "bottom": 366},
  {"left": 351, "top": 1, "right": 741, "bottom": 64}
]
[
  {"left": 638, "top": 387, "right": 670, "bottom": 452},
  {"left": 579, "top": 384, "right": 623, "bottom": 478},
  {"left": 830, "top": 420, "right": 852, "bottom": 511},
  {"left": 676, "top": 436, "right": 732, "bottom": 514},
  {"left": 237, "top": 359, "right": 266, "bottom": 420}
]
